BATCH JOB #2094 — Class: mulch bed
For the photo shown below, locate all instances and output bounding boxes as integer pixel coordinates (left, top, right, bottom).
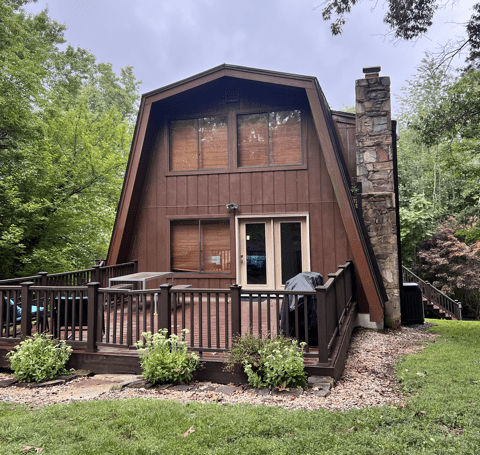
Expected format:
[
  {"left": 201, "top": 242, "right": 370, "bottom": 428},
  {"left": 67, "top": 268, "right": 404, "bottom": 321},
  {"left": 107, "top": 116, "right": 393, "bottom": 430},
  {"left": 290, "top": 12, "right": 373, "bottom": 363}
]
[{"left": 0, "top": 325, "right": 438, "bottom": 411}]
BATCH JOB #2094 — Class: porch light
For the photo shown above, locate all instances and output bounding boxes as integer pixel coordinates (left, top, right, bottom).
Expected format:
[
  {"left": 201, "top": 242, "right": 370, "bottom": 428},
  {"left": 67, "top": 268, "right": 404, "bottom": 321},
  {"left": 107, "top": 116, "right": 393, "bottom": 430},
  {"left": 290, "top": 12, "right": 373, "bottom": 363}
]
[{"left": 226, "top": 203, "right": 239, "bottom": 211}]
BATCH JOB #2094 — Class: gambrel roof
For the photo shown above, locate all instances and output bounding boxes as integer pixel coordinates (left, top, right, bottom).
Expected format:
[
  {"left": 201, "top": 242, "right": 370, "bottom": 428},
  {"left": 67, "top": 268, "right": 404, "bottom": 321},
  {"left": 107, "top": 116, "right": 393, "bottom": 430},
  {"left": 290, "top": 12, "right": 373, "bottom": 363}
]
[{"left": 107, "top": 64, "right": 386, "bottom": 322}]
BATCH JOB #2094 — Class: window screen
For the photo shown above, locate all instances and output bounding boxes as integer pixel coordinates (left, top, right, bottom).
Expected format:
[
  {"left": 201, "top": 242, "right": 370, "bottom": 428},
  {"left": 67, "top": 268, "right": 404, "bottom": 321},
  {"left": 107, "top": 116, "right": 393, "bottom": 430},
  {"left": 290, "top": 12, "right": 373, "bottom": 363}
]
[
  {"left": 170, "top": 116, "right": 228, "bottom": 171},
  {"left": 171, "top": 220, "right": 231, "bottom": 273},
  {"left": 237, "top": 110, "right": 301, "bottom": 167}
]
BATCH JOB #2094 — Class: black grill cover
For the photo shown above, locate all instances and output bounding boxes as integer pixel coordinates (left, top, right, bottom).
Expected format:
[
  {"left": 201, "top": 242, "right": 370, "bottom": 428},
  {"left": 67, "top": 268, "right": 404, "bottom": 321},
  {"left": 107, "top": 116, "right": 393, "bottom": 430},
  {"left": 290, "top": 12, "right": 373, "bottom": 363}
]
[{"left": 280, "top": 272, "right": 324, "bottom": 344}]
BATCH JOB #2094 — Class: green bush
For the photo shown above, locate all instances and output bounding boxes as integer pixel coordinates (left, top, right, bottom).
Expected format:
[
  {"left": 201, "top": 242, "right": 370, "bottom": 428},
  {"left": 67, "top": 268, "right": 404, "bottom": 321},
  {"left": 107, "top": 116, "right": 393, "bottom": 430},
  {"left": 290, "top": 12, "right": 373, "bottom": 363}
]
[
  {"left": 225, "top": 333, "right": 307, "bottom": 389},
  {"left": 135, "top": 329, "right": 200, "bottom": 385},
  {"left": 7, "top": 333, "right": 72, "bottom": 382}
]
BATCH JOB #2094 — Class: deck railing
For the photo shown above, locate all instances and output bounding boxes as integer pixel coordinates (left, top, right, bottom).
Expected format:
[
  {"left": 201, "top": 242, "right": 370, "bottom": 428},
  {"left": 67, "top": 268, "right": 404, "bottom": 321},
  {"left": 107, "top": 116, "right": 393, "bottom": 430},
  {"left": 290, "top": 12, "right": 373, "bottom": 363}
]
[
  {"left": 402, "top": 266, "right": 462, "bottom": 320},
  {"left": 1, "top": 262, "right": 355, "bottom": 364},
  {"left": 0, "top": 261, "right": 137, "bottom": 288}
]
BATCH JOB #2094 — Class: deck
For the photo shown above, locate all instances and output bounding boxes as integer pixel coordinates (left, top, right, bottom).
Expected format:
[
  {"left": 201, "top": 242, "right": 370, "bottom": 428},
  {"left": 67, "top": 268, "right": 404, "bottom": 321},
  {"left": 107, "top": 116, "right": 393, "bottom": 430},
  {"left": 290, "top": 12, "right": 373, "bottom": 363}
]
[{"left": 1, "top": 262, "right": 357, "bottom": 382}]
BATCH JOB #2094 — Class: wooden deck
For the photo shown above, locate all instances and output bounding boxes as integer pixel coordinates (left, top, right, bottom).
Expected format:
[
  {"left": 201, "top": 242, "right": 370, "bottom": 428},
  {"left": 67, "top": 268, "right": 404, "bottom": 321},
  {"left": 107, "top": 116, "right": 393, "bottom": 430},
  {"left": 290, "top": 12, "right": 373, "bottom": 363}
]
[{"left": 1, "top": 262, "right": 357, "bottom": 382}]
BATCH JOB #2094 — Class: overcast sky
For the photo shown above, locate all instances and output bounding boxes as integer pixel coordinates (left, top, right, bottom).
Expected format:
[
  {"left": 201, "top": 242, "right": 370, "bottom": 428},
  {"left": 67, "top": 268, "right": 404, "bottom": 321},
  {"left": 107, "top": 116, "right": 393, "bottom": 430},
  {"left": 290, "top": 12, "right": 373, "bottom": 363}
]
[{"left": 25, "top": 0, "right": 476, "bottom": 115}]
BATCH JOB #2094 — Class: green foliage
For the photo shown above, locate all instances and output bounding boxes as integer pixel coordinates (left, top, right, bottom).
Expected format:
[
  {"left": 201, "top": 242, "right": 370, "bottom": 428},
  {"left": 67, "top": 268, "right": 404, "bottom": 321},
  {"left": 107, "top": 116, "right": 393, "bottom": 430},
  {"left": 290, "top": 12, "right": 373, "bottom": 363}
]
[
  {"left": 135, "top": 329, "right": 200, "bottom": 385},
  {"left": 0, "top": 1, "right": 141, "bottom": 278},
  {"left": 225, "top": 334, "right": 307, "bottom": 389},
  {"left": 3, "top": 320, "right": 480, "bottom": 454},
  {"left": 320, "top": 0, "right": 480, "bottom": 69},
  {"left": 397, "top": 57, "right": 480, "bottom": 265},
  {"left": 414, "top": 218, "right": 480, "bottom": 318},
  {"left": 6, "top": 333, "right": 72, "bottom": 382},
  {"left": 415, "top": 68, "right": 480, "bottom": 146},
  {"left": 399, "top": 195, "right": 438, "bottom": 265},
  {"left": 455, "top": 225, "right": 480, "bottom": 245}
]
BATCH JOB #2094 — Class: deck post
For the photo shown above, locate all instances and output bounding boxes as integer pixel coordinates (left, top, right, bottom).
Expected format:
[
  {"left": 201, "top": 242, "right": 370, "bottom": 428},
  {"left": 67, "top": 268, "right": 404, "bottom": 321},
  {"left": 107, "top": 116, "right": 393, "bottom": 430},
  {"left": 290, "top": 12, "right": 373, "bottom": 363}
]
[
  {"left": 91, "top": 265, "right": 101, "bottom": 285},
  {"left": 425, "top": 282, "right": 432, "bottom": 304},
  {"left": 133, "top": 260, "right": 139, "bottom": 273},
  {"left": 316, "top": 286, "right": 329, "bottom": 364},
  {"left": 159, "top": 284, "right": 172, "bottom": 337},
  {"left": 87, "top": 282, "right": 100, "bottom": 353},
  {"left": 328, "top": 273, "right": 340, "bottom": 328},
  {"left": 20, "top": 282, "right": 34, "bottom": 339},
  {"left": 37, "top": 272, "right": 48, "bottom": 286},
  {"left": 230, "top": 285, "right": 242, "bottom": 337}
]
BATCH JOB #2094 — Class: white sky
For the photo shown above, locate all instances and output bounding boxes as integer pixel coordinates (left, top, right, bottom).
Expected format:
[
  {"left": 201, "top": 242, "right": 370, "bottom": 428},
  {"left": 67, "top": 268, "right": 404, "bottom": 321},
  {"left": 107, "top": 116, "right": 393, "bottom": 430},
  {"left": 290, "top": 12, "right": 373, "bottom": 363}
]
[{"left": 25, "top": 0, "right": 477, "bottom": 115}]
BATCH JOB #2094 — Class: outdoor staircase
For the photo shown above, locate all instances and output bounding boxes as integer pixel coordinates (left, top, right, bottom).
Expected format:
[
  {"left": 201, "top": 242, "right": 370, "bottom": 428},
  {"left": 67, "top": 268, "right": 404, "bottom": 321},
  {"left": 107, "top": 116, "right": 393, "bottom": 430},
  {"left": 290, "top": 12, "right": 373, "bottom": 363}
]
[
  {"left": 402, "top": 266, "right": 462, "bottom": 321},
  {"left": 424, "top": 299, "right": 455, "bottom": 320}
]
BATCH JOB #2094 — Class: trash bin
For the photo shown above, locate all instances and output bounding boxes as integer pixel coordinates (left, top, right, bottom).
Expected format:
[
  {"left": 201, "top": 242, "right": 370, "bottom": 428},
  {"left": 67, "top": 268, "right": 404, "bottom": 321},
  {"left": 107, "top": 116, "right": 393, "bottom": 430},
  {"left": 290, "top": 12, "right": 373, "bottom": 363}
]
[{"left": 401, "top": 283, "right": 424, "bottom": 325}]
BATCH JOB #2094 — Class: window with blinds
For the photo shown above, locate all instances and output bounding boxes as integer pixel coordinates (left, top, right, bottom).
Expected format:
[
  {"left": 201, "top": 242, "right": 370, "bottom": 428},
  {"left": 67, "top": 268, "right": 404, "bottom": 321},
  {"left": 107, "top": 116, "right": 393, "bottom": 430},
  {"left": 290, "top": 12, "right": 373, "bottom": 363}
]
[
  {"left": 170, "top": 116, "right": 229, "bottom": 171},
  {"left": 171, "top": 219, "right": 231, "bottom": 273},
  {"left": 237, "top": 110, "right": 302, "bottom": 167}
]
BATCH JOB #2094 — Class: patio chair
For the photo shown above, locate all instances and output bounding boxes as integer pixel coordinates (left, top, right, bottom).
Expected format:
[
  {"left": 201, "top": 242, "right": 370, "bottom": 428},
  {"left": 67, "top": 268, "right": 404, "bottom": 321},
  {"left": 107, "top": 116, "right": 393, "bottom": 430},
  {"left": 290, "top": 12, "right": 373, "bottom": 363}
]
[{"left": 2, "top": 296, "right": 44, "bottom": 327}]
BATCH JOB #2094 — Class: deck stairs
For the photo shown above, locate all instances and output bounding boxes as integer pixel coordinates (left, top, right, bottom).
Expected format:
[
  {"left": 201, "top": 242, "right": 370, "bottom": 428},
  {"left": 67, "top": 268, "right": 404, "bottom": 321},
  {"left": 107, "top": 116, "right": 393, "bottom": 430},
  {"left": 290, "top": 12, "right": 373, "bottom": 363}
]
[{"left": 402, "top": 266, "right": 462, "bottom": 321}]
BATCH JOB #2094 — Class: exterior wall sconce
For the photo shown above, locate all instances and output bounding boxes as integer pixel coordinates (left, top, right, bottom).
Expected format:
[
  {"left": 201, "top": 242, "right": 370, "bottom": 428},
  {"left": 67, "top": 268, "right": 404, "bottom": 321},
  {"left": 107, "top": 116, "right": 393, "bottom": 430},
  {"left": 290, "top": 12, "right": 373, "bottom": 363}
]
[{"left": 226, "top": 203, "right": 239, "bottom": 211}]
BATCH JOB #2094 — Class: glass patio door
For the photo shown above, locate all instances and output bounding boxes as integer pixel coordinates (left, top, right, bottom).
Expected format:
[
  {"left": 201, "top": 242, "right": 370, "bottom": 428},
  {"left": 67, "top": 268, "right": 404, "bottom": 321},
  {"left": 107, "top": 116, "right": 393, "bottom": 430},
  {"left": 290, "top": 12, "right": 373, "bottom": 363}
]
[{"left": 238, "top": 217, "right": 309, "bottom": 290}]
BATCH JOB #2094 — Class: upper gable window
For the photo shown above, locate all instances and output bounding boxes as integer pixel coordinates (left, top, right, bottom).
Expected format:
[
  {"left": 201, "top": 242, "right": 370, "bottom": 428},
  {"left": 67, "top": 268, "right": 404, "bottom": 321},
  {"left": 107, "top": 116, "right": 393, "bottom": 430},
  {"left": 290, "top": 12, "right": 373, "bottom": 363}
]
[
  {"left": 170, "top": 116, "right": 228, "bottom": 171},
  {"left": 237, "top": 110, "right": 302, "bottom": 168}
]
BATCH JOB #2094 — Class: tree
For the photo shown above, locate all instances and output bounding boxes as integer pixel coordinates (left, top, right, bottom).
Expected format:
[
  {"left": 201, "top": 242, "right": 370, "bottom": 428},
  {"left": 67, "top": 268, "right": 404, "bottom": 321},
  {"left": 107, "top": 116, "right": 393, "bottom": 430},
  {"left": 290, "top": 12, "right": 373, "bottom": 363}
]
[
  {"left": 319, "top": 0, "right": 480, "bottom": 68},
  {"left": 396, "top": 57, "right": 480, "bottom": 266},
  {"left": 0, "top": 1, "right": 140, "bottom": 278},
  {"left": 414, "top": 68, "right": 480, "bottom": 146},
  {"left": 414, "top": 218, "right": 480, "bottom": 318},
  {"left": 0, "top": 0, "right": 66, "bottom": 149}
]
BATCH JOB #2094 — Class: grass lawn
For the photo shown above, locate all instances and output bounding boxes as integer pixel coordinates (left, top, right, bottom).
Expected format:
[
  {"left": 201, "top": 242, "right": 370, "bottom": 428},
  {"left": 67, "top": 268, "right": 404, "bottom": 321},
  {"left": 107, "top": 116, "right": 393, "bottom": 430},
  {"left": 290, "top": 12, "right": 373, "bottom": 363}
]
[{"left": 1, "top": 319, "right": 480, "bottom": 454}]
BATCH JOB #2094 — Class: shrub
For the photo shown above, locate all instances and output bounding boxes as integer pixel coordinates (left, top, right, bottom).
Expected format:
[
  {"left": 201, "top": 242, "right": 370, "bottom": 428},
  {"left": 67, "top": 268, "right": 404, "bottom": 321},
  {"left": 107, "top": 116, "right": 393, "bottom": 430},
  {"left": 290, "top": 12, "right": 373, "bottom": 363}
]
[
  {"left": 225, "top": 334, "right": 307, "bottom": 389},
  {"left": 7, "top": 333, "right": 72, "bottom": 382},
  {"left": 414, "top": 217, "right": 480, "bottom": 318},
  {"left": 135, "top": 329, "right": 200, "bottom": 385}
]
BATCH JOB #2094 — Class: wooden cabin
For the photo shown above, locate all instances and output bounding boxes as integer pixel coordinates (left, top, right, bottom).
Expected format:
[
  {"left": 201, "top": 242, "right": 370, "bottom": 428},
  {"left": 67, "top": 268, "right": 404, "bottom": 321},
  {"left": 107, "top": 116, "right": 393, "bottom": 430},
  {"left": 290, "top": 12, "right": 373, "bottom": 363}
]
[
  {"left": 107, "top": 64, "right": 396, "bottom": 329},
  {"left": 0, "top": 65, "right": 402, "bottom": 379}
]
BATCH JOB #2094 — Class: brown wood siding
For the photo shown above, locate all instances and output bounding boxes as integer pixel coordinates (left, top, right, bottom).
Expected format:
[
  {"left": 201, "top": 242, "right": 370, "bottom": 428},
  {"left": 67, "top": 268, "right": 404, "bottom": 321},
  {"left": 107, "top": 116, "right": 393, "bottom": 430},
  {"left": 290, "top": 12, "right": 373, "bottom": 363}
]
[{"left": 122, "top": 83, "right": 352, "bottom": 289}]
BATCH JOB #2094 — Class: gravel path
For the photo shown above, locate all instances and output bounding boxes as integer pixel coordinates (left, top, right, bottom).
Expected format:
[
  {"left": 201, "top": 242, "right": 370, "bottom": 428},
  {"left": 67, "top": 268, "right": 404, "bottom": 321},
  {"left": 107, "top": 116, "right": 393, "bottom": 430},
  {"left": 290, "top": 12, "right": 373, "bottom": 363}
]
[{"left": 0, "top": 325, "right": 438, "bottom": 411}]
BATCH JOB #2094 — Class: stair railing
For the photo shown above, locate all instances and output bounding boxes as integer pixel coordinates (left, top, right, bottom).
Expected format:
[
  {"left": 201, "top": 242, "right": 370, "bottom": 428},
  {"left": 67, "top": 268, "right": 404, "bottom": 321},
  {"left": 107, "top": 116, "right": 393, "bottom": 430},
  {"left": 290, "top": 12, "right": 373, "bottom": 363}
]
[{"left": 402, "top": 266, "right": 462, "bottom": 320}]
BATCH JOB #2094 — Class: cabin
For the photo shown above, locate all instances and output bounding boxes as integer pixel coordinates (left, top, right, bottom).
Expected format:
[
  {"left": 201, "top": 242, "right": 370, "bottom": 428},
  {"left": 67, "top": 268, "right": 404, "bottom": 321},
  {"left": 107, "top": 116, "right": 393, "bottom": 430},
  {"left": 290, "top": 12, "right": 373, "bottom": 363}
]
[
  {"left": 107, "top": 64, "right": 400, "bottom": 329},
  {"left": 0, "top": 65, "right": 403, "bottom": 381}
]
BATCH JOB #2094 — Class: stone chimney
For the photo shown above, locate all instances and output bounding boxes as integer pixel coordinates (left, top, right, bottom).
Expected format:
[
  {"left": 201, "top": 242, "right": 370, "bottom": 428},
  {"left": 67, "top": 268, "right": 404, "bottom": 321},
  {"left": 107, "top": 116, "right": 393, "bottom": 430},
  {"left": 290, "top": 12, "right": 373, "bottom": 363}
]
[{"left": 356, "top": 66, "right": 401, "bottom": 329}]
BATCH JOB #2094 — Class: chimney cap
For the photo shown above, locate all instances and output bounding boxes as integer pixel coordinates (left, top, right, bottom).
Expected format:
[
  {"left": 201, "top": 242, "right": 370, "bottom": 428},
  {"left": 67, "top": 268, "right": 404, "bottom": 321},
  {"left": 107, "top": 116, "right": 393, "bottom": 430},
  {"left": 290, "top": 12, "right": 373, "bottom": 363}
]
[{"left": 363, "top": 66, "right": 381, "bottom": 75}]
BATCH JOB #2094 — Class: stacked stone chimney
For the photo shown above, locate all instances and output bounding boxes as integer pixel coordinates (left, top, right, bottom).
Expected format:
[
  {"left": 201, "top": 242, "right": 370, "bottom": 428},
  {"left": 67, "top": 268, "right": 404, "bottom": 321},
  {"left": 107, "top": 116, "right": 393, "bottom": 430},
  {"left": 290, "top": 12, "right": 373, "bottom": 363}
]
[{"left": 356, "top": 67, "right": 401, "bottom": 329}]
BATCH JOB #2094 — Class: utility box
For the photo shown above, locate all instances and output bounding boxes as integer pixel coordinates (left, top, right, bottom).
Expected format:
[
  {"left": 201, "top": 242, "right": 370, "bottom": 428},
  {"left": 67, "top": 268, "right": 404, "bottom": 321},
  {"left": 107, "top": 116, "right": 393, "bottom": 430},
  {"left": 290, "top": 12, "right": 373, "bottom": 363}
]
[{"left": 401, "top": 283, "right": 424, "bottom": 325}]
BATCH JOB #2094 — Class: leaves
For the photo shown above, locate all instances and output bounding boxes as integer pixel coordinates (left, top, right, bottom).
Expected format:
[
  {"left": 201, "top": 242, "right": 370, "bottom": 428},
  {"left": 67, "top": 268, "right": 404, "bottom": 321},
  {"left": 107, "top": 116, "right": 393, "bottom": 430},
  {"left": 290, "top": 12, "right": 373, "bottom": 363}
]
[
  {"left": 22, "top": 446, "right": 43, "bottom": 453},
  {"left": 414, "top": 218, "right": 480, "bottom": 318},
  {"left": 6, "top": 333, "right": 72, "bottom": 383},
  {"left": 227, "top": 334, "right": 307, "bottom": 389},
  {"left": 0, "top": 1, "right": 140, "bottom": 278},
  {"left": 318, "top": 0, "right": 480, "bottom": 69},
  {"left": 397, "top": 58, "right": 480, "bottom": 267},
  {"left": 135, "top": 330, "right": 200, "bottom": 385},
  {"left": 183, "top": 426, "right": 195, "bottom": 437}
]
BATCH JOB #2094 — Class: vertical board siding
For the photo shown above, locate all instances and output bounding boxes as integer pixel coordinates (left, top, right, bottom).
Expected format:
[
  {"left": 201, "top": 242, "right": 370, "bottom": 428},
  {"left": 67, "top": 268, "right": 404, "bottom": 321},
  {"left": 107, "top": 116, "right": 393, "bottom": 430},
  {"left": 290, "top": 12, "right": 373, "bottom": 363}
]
[
  {"left": 251, "top": 172, "right": 263, "bottom": 214},
  {"left": 334, "top": 203, "right": 349, "bottom": 267},
  {"left": 262, "top": 172, "right": 275, "bottom": 213},
  {"left": 127, "top": 109, "right": 352, "bottom": 287},
  {"left": 198, "top": 175, "right": 209, "bottom": 215},
  {"left": 240, "top": 173, "right": 252, "bottom": 213},
  {"left": 208, "top": 174, "right": 219, "bottom": 215},
  {"left": 274, "top": 171, "right": 286, "bottom": 213},
  {"left": 187, "top": 175, "right": 198, "bottom": 215},
  {"left": 176, "top": 176, "right": 188, "bottom": 216}
]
